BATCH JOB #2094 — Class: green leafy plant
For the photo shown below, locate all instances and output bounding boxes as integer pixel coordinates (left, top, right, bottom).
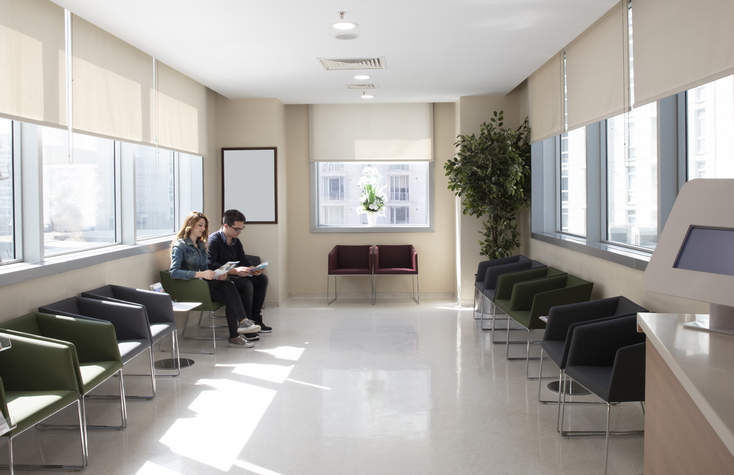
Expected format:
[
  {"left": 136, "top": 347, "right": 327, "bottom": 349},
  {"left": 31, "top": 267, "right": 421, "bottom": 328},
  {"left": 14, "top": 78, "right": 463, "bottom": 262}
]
[{"left": 444, "top": 111, "right": 531, "bottom": 259}]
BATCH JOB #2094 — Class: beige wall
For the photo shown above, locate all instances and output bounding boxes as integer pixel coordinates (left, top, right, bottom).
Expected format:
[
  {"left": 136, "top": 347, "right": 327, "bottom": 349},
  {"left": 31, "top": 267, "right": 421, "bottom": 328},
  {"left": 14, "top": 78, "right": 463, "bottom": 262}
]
[
  {"left": 284, "top": 103, "right": 457, "bottom": 298},
  {"left": 215, "top": 97, "right": 288, "bottom": 304}
]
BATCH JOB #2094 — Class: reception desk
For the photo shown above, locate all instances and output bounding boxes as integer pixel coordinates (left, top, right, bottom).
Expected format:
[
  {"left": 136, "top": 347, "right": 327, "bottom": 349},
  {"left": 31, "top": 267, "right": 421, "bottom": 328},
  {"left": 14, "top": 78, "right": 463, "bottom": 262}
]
[{"left": 637, "top": 313, "right": 734, "bottom": 475}]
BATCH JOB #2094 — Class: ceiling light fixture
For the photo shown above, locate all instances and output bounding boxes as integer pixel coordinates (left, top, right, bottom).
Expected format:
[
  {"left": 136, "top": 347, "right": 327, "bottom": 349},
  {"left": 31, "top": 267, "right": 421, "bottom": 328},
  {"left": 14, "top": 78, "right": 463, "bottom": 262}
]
[
  {"left": 361, "top": 92, "right": 374, "bottom": 99},
  {"left": 332, "top": 11, "right": 357, "bottom": 30},
  {"left": 354, "top": 75, "right": 371, "bottom": 80}
]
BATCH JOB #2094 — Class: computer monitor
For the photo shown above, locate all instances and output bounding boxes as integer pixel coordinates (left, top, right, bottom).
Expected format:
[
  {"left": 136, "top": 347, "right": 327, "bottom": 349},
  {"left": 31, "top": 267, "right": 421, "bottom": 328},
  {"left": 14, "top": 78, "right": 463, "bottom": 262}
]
[{"left": 642, "top": 179, "right": 734, "bottom": 335}]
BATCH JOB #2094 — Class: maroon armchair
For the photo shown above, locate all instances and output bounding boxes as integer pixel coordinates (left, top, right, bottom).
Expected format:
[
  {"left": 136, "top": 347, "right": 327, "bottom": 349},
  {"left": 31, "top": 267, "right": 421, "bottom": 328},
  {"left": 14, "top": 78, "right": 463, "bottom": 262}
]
[
  {"left": 374, "top": 245, "right": 419, "bottom": 304},
  {"left": 327, "top": 245, "right": 374, "bottom": 305}
]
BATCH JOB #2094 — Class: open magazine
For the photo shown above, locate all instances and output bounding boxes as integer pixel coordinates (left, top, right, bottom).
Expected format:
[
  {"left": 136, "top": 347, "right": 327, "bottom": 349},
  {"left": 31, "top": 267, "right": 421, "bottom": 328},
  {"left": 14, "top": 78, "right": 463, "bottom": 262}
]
[
  {"left": 214, "top": 261, "right": 239, "bottom": 278},
  {"left": 248, "top": 261, "right": 268, "bottom": 275}
]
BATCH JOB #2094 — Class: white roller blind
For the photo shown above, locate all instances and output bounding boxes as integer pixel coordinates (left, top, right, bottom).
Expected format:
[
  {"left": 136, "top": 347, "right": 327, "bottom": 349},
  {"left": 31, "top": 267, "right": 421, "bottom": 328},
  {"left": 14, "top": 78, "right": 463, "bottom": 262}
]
[
  {"left": 309, "top": 103, "right": 433, "bottom": 162},
  {"left": 72, "top": 15, "right": 154, "bottom": 144},
  {"left": 0, "top": 0, "right": 65, "bottom": 126},
  {"left": 567, "top": 2, "right": 627, "bottom": 130},
  {"left": 156, "top": 61, "right": 207, "bottom": 155},
  {"left": 633, "top": 0, "right": 733, "bottom": 107},
  {"left": 528, "top": 52, "right": 563, "bottom": 143}
]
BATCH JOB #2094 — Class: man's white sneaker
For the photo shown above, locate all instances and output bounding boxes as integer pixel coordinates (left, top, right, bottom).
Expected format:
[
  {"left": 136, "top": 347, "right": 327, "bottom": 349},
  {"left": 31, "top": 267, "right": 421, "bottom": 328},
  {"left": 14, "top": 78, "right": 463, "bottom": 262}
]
[
  {"left": 237, "top": 319, "right": 261, "bottom": 334},
  {"left": 228, "top": 336, "right": 254, "bottom": 348}
]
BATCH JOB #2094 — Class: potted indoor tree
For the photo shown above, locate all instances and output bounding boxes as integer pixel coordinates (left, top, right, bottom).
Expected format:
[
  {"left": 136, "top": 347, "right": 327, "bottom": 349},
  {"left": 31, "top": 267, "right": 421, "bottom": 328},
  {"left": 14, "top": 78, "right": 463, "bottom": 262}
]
[{"left": 444, "top": 111, "right": 531, "bottom": 259}]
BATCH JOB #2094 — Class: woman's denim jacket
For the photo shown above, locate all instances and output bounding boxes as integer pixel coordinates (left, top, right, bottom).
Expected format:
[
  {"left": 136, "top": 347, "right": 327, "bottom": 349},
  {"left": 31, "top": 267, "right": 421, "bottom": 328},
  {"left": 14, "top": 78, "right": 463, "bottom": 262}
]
[{"left": 170, "top": 237, "right": 208, "bottom": 280}]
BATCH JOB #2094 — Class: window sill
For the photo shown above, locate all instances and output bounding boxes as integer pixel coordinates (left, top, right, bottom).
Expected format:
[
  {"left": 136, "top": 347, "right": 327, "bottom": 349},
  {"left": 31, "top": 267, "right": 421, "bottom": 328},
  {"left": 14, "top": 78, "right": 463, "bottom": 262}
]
[
  {"left": 0, "top": 237, "right": 173, "bottom": 288},
  {"left": 311, "top": 224, "right": 434, "bottom": 233},
  {"left": 531, "top": 232, "right": 651, "bottom": 271}
]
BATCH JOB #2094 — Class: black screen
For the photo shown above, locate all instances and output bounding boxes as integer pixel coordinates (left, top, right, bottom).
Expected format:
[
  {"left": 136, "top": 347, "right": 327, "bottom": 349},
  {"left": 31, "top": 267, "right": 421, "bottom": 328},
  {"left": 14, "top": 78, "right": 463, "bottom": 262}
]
[{"left": 674, "top": 226, "right": 734, "bottom": 277}]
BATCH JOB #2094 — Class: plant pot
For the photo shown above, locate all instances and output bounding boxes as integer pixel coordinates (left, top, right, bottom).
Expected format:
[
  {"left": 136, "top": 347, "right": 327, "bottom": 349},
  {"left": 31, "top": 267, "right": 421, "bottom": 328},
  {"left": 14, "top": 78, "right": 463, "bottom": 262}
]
[{"left": 367, "top": 213, "right": 378, "bottom": 227}]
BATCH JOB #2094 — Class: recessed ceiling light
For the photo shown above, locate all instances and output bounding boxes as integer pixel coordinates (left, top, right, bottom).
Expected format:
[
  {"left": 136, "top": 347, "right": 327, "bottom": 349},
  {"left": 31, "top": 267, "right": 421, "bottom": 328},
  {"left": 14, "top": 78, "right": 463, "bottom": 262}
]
[
  {"left": 361, "top": 92, "right": 374, "bottom": 99},
  {"left": 333, "top": 11, "right": 357, "bottom": 30},
  {"left": 354, "top": 75, "right": 371, "bottom": 80},
  {"left": 335, "top": 34, "right": 358, "bottom": 40}
]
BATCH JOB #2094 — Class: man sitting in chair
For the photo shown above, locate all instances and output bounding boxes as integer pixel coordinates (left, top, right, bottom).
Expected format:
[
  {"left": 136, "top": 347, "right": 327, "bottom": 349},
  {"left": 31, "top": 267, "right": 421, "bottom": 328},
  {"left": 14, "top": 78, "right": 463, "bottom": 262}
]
[{"left": 207, "top": 209, "right": 271, "bottom": 338}]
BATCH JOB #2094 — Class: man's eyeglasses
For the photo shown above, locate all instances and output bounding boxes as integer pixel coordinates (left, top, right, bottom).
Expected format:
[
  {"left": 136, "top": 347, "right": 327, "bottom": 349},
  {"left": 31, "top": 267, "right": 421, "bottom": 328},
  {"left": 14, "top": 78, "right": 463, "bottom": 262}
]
[{"left": 229, "top": 226, "right": 245, "bottom": 233}]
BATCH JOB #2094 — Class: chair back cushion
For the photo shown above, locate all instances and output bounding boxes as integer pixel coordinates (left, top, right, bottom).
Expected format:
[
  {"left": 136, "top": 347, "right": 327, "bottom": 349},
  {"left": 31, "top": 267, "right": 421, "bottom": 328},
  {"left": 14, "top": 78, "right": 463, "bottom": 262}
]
[
  {"left": 83, "top": 285, "right": 116, "bottom": 299},
  {"left": 329, "top": 245, "right": 373, "bottom": 273}
]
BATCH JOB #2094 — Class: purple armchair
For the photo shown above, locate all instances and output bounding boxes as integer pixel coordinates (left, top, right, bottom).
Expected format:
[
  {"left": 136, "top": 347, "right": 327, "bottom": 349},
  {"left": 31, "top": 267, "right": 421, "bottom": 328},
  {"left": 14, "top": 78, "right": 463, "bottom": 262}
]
[
  {"left": 374, "top": 245, "right": 419, "bottom": 304},
  {"left": 327, "top": 245, "right": 374, "bottom": 305}
]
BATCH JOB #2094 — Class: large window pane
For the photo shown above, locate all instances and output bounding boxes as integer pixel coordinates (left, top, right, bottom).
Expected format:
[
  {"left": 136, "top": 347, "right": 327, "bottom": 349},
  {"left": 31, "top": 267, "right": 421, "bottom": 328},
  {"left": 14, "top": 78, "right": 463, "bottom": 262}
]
[
  {"left": 43, "top": 128, "right": 116, "bottom": 256},
  {"left": 177, "top": 152, "right": 204, "bottom": 227},
  {"left": 686, "top": 75, "right": 734, "bottom": 179},
  {"left": 559, "top": 127, "right": 586, "bottom": 236},
  {"left": 136, "top": 146, "right": 175, "bottom": 240},
  {"left": 607, "top": 103, "right": 658, "bottom": 249},
  {"left": 316, "top": 161, "right": 429, "bottom": 227},
  {"left": 0, "top": 119, "right": 13, "bottom": 263}
]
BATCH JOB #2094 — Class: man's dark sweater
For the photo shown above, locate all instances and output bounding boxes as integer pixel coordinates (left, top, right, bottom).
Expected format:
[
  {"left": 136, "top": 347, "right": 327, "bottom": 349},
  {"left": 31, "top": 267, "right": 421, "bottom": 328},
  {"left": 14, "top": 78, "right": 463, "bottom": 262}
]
[{"left": 207, "top": 229, "right": 253, "bottom": 270}]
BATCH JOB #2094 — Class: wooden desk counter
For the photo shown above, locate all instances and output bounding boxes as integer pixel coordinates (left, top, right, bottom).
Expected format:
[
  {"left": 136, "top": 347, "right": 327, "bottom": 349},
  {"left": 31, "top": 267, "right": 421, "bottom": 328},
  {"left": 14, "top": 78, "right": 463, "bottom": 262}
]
[{"left": 638, "top": 313, "right": 734, "bottom": 475}]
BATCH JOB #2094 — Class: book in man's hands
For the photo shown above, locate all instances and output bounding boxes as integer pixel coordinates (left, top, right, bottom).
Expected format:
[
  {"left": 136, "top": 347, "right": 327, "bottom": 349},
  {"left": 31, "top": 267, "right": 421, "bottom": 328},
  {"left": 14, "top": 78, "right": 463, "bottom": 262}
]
[{"left": 214, "top": 261, "right": 239, "bottom": 278}]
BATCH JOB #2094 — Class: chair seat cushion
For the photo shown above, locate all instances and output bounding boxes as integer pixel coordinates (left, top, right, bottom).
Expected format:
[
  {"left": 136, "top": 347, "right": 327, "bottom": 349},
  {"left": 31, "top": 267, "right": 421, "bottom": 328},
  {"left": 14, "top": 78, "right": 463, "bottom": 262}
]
[
  {"left": 374, "top": 268, "right": 417, "bottom": 275},
  {"left": 5, "top": 390, "right": 79, "bottom": 436},
  {"left": 565, "top": 365, "right": 612, "bottom": 402},
  {"left": 150, "top": 323, "right": 176, "bottom": 342},
  {"left": 329, "top": 268, "right": 371, "bottom": 275},
  {"left": 118, "top": 339, "right": 151, "bottom": 363},
  {"left": 79, "top": 361, "right": 124, "bottom": 394}
]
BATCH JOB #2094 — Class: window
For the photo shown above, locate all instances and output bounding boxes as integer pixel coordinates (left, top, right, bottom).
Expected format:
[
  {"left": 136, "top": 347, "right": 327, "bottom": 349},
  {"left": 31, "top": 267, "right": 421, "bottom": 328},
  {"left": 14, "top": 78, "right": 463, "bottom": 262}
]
[
  {"left": 313, "top": 161, "right": 432, "bottom": 231},
  {"left": 42, "top": 127, "right": 116, "bottom": 256},
  {"left": 0, "top": 118, "right": 13, "bottom": 263},
  {"left": 686, "top": 75, "right": 734, "bottom": 179},
  {"left": 135, "top": 145, "right": 175, "bottom": 240},
  {"left": 606, "top": 102, "right": 658, "bottom": 250},
  {"left": 559, "top": 127, "right": 586, "bottom": 236},
  {"left": 389, "top": 175, "right": 409, "bottom": 201},
  {"left": 390, "top": 207, "right": 410, "bottom": 224},
  {"left": 323, "top": 177, "right": 345, "bottom": 201}
]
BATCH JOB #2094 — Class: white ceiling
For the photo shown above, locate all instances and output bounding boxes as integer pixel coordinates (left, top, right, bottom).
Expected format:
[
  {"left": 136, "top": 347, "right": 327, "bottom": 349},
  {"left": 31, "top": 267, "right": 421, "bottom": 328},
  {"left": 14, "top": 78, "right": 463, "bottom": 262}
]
[{"left": 50, "top": 0, "right": 618, "bottom": 104}]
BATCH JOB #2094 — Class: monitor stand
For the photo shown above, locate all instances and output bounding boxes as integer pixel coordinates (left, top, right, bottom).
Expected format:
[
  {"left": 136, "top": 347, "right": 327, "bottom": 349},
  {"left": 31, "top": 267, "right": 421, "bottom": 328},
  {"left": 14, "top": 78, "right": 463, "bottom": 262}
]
[{"left": 684, "top": 303, "right": 734, "bottom": 336}]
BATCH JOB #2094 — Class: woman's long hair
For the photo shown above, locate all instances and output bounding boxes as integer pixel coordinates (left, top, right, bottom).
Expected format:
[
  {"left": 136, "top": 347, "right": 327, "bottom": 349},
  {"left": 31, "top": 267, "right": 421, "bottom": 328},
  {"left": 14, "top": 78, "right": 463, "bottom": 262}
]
[{"left": 172, "top": 211, "right": 209, "bottom": 248}]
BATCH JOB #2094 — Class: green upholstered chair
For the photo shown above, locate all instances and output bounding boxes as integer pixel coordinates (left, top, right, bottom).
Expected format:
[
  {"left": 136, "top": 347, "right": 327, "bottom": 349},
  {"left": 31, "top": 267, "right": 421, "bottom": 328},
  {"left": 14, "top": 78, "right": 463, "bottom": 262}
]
[
  {"left": 1, "top": 312, "right": 126, "bottom": 453},
  {"left": 160, "top": 270, "right": 224, "bottom": 354},
  {"left": 0, "top": 330, "right": 86, "bottom": 473},
  {"left": 39, "top": 297, "right": 154, "bottom": 399},
  {"left": 490, "top": 266, "right": 567, "bottom": 342},
  {"left": 495, "top": 271, "right": 594, "bottom": 377}
]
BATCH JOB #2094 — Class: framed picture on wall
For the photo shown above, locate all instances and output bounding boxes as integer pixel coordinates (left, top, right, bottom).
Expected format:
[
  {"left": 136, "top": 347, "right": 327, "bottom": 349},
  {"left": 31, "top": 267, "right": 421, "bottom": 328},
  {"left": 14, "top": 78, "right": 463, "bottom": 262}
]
[{"left": 221, "top": 147, "right": 278, "bottom": 224}]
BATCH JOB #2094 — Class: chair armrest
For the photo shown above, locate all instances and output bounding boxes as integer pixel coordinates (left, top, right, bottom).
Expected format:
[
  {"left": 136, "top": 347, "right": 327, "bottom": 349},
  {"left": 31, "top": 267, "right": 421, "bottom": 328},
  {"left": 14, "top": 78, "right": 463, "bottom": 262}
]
[
  {"left": 160, "top": 270, "right": 211, "bottom": 308},
  {"left": 110, "top": 286, "right": 176, "bottom": 325},
  {"left": 0, "top": 332, "right": 79, "bottom": 392},
  {"left": 78, "top": 299, "right": 152, "bottom": 341},
  {"left": 482, "top": 261, "right": 533, "bottom": 291},
  {"left": 608, "top": 342, "right": 647, "bottom": 402},
  {"left": 566, "top": 315, "right": 644, "bottom": 367},
  {"left": 544, "top": 298, "right": 622, "bottom": 341},
  {"left": 411, "top": 246, "right": 418, "bottom": 273},
  {"left": 507, "top": 275, "right": 568, "bottom": 311},
  {"left": 328, "top": 247, "right": 339, "bottom": 273},
  {"left": 496, "top": 267, "right": 562, "bottom": 300},
  {"left": 529, "top": 281, "right": 594, "bottom": 320},
  {"left": 5, "top": 312, "right": 122, "bottom": 364}
]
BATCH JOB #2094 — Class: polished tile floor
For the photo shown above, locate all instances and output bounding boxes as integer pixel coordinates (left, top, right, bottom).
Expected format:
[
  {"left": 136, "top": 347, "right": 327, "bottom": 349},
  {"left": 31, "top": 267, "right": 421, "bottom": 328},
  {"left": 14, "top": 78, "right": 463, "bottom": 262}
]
[{"left": 2, "top": 297, "right": 644, "bottom": 474}]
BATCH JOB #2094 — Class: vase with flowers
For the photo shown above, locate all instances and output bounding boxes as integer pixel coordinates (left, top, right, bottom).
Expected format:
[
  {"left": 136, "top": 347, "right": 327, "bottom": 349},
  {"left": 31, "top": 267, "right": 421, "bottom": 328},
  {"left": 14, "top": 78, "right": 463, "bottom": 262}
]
[{"left": 356, "top": 166, "right": 387, "bottom": 226}]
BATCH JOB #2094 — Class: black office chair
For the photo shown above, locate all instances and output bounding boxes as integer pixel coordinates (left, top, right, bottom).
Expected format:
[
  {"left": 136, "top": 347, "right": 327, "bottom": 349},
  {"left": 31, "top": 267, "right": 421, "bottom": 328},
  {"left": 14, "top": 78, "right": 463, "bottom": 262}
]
[{"left": 560, "top": 315, "right": 646, "bottom": 475}]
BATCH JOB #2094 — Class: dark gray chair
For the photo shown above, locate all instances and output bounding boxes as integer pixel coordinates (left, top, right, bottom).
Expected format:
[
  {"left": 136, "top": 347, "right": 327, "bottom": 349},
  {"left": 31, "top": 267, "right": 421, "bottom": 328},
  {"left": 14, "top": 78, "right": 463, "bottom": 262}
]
[
  {"left": 538, "top": 296, "right": 648, "bottom": 431},
  {"left": 561, "top": 315, "right": 646, "bottom": 475},
  {"left": 39, "top": 296, "right": 155, "bottom": 399},
  {"left": 82, "top": 284, "right": 181, "bottom": 376}
]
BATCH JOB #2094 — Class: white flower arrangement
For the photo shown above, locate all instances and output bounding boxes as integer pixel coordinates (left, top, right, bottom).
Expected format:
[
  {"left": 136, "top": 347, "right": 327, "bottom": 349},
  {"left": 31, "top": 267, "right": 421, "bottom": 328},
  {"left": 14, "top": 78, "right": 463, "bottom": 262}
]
[{"left": 356, "top": 167, "right": 387, "bottom": 217}]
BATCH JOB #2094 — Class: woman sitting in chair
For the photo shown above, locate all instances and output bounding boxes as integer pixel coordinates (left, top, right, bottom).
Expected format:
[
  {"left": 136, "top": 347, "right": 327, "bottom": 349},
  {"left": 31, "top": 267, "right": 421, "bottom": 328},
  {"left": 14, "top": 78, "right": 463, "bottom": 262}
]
[{"left": 170, "top": 211, "right": 261, "bottom": 348}]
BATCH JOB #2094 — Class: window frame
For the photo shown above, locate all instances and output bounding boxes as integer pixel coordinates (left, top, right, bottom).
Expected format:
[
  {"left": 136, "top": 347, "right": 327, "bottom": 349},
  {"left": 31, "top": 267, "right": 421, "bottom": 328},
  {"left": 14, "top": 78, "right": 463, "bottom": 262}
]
[{"left": 309, "top": 161, "right": 435, "bottom": 233}]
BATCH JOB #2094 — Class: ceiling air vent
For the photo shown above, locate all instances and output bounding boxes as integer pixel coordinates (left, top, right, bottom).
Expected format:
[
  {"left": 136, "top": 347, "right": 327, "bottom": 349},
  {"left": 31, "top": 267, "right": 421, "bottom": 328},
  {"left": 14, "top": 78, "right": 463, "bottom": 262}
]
[
  {"left": 347, "top": 83, "right": 378, "bottom": 90},
  {"left": 318, "top": 57, "right": 387, "bottom": 71}
]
